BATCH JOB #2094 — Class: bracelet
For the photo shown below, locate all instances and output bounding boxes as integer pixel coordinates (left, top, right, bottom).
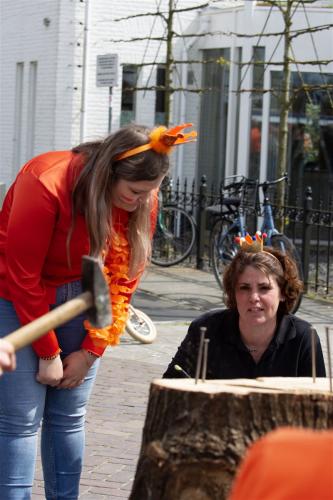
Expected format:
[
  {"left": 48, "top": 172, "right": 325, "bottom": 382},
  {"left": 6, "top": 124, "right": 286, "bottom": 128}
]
[
  {"left": 80, "top": 349, "right": 98, "bottom": 368},
  {"left": 39, "top": 354, "right": 59, "bottom": 360},
  {"left": 87, "top": 351, "right": 98, "bottom": 358}
]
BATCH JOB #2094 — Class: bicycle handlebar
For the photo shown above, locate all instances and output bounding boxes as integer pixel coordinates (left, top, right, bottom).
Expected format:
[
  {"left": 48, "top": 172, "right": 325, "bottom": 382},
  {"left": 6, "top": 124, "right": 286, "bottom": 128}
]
[
  {"left": 222, "top": 176, "right": 257, "bottom": 192},
  {"left": 258, "top": 174, "right": 288, "bottom": 188}
]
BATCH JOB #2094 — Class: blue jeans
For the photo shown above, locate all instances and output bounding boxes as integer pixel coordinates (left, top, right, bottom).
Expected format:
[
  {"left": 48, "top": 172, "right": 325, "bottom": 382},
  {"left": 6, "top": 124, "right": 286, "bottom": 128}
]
[{"left": 0, "top": 281, "right": 100, "bottom": 500}]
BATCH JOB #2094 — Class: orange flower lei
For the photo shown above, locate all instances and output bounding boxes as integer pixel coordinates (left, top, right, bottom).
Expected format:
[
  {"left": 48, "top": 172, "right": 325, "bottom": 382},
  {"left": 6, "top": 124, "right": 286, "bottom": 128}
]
[{"left": 84, "top": 232, "right": 136, "bottom": 346}]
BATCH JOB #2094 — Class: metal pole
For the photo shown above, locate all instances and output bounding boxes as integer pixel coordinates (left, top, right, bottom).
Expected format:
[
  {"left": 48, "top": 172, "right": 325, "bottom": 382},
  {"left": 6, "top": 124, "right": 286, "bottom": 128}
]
[
  {"left": 196, "top": 176, "right": 207, "bottom": 270},
  {"left": 195, "top": 327, "right": 206, "bottom": 384},
  {"left": 302, "top": 186, "right": 312, "bottom": 293},
  {"left": 325, "top": 327, "right": 332, "bottom": 393},
  {"left": 310, "top": 327, "right": 316, "bottom": 383},
  {"left": 108, "top": 86, "right": 113, "bottom": 134},
  {"left": 202, "top": 338, "right": 210, "bottom": 383}
]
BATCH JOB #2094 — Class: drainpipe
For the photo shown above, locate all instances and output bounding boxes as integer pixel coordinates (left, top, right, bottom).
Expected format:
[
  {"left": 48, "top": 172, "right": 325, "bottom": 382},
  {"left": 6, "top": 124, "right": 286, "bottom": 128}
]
[{"left": 80, "top": 0, "right": 90, "bottom": 142}]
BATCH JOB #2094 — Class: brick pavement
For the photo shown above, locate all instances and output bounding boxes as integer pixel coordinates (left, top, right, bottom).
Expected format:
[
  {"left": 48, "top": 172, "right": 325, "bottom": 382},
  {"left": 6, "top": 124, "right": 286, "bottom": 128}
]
[
  {"left": 31, "top": 265, "right": 333, "bottom": 499},
  {"left": 32, "top": 325, "right": 187, "bottom": 499}
]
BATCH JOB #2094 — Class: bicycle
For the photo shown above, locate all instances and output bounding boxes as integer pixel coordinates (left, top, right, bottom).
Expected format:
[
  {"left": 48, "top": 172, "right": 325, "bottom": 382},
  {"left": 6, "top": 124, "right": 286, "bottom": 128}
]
[
  {"left": 125, "top": 304, "right": 157, "bottom": 344},
  {"left": 258, "top": 175, "right": 303, "bottom": 312},
  {"left": 209, "top": 175, "right": 303, "bottom": 313},
  {"left": 209, "top": 175, "right": 257, "bottom": 289},
  {"left": 151, "top": 192, "right": 196, "bottom": 267}
]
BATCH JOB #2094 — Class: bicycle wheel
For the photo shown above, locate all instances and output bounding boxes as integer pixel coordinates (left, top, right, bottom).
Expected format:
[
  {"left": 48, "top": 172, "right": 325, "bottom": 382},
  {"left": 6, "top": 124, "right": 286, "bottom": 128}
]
[
  {"left": 125, "top": 305, "right": 157, "bottom": 344},
  {"left": 269, "top": 233, "right": 303, "bottom": 313},
  {"left": 151, "top": 206, "right": 196, "bottom": 266},
  {"left": 210, "top": 218, "right": 238, "bottom": 290}
]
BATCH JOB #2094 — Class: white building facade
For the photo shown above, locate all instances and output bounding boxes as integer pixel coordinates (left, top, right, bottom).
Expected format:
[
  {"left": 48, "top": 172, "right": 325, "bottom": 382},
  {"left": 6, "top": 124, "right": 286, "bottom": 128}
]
[
  {"left": 173, "top": 0, "right": 333, "bottom": 207},
  {"left": 0, "top": 0, "right": 203, "bottom": 189},
  {"left": 0, "top": 0, "right": 332, "bottom": 206}
]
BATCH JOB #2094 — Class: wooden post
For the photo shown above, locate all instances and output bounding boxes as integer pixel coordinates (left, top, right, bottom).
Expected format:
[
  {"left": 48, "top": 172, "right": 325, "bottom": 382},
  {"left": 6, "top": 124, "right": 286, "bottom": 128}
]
[{"left": 130, "top": 378, "right": 333, "bottom": 500}]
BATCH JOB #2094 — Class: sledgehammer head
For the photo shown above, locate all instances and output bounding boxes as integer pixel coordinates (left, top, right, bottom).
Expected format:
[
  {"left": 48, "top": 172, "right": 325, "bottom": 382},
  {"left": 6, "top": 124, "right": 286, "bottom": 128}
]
[{"left": 81, "top": 256, "right": 112, "bottom": 328}]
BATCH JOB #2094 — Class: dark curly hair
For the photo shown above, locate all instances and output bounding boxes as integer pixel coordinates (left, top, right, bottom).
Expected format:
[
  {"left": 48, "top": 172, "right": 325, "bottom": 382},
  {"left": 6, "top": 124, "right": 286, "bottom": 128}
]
[{"left": 223, "top": 248, "right": 303, "bottom": 314}]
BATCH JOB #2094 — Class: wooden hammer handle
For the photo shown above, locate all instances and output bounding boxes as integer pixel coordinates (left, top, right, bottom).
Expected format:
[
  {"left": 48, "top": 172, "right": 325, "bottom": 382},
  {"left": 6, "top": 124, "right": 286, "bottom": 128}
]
[{"left": 3, "top": 291, "right": 93, "bottom": 352}]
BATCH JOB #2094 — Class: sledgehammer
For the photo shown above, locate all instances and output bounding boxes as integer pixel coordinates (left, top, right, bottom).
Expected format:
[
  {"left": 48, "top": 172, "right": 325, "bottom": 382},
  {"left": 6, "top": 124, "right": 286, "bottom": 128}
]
[{"left": 3, "top": 256, "right": 112, "bottom": 351}]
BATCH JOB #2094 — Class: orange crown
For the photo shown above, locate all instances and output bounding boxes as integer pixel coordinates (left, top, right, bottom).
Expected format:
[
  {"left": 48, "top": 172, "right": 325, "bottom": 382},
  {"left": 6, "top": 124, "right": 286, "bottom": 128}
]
[
  {"left": 235, "top": 231, "right": 267, "bottom": 253},
  {"left": 115, "top": 123, "right": 197, "bottom": 161}
]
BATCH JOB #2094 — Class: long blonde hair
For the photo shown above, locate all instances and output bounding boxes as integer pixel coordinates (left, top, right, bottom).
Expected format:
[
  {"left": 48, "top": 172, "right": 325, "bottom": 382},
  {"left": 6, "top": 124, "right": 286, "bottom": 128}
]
[{"left": 70, "top": 124, "right": 169, "bottom": 277}]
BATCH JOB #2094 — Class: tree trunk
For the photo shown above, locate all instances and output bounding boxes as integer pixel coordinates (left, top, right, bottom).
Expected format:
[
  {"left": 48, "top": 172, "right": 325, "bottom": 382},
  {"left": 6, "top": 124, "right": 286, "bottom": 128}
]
[
  {"left": 130, "top": 378, "right": 333, "bottom": 500},
  {"left": 276, "top": 0, "right": 293, "bottom": 231}
]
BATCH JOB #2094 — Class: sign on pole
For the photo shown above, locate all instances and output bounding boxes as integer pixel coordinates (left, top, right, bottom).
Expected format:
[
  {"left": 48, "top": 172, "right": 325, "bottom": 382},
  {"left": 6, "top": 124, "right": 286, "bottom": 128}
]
[
  {"left": 96, "top": 53, "right": 119, "bottom": 88},
  {"left": 96, "top": 54, "right": 119, "bottom": 133}
]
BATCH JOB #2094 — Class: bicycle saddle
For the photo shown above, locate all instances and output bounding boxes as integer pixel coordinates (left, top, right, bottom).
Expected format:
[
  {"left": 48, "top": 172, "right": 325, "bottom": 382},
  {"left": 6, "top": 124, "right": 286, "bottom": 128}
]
[{"left": 206, "top": 197, "right": 240, "bottom": 214}]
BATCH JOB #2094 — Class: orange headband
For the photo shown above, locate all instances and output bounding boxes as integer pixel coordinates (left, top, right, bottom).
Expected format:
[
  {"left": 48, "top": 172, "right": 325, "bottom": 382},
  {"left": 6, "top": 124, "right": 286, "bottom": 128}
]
[{"left": 115, "top": 123, "right": 197, "bottom": 161}]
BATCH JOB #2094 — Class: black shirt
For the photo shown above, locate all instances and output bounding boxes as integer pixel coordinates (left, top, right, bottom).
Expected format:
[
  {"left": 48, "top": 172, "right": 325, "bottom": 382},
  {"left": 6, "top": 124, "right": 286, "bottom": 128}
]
[{"left": 163, "top": 309, "right": 326, "bottom": 379}]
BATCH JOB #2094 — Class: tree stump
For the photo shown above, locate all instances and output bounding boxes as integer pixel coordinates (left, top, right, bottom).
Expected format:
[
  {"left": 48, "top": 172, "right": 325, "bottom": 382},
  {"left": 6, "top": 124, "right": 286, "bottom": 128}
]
[{"left": 129, "top": 377, "right": 333, "bottom": 500}]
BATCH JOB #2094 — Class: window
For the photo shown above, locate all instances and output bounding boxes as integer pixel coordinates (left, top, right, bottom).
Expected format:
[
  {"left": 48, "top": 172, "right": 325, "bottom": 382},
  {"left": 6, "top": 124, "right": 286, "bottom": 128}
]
[
  {"left": 269, "top": 70, "right": 333, "bottom": 207},
  {"left": 249, "top": 47, "right": 265, "bottom": 180},
  {"left": 13, "top": 62, "right": 24, "bottom": 173},
  {"left": 197, "top": 48, "right": 230, "bottom": 188},
  {"left": 26, "top": 61, "right": 37, "bottom": 159},
  {"left": 120, "top": 65, "right": 138, "bottom": 126}
]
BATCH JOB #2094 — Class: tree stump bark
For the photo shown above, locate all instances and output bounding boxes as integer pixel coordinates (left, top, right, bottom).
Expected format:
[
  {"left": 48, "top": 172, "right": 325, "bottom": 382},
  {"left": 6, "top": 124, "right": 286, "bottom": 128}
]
[{"left": 129, "top": 377, "right": 333, "bottom": 500}]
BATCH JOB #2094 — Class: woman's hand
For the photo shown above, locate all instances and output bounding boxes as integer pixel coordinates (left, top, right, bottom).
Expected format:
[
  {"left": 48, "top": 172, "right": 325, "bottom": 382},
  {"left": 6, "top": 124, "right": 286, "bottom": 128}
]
[
  {"left": 0, "top": 339, "right": 16, "bottom": 375},
  {"left": 57, "top": 350, "right": 98, "bottom": 390},
  {"left": 36, "top": 356, "right": 63, "bottom": 386}
]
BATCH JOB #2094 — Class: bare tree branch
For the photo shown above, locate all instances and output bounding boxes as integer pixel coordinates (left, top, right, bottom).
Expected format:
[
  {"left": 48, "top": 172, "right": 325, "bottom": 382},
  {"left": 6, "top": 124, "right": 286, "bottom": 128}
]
[
  {"left": 240, "top": 58, "right": 333, "bottom": 66},
  {"left": 108, "top": 22, "right": 332, "bottom": 44},
  {"left": 165, "top": 3, "right": 209, "bottom": 14},
  {"left": 128, "top": 57, "right": 333, "bottom": 68},
  {"left": 288, "top": 58, "right": 333, "bottom": 65},
  {"left": 123, "top": 83, "right": 333, "bottom": 94},
  {"left": 289, "top": 23, "right": 333, "bottom": 39},
  {"left": 113, "top": 12, "right": 165, "bottom": 22},
  {"left": 112, "top": 2, "right": 209, "bottom": 22},
  {"left": 123, "top": 85, "right": 214, "bottom": 93},
  {"left": 235, "top": 84, "right": 333, "bottom": 93}
]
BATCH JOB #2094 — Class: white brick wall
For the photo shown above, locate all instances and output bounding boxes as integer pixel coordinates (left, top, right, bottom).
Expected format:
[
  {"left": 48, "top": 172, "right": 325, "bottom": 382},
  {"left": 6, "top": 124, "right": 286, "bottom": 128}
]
[
  {"left": 0, "top": 0, "right": 202, "bottom": 188},
  {"left": 1, "top": 0, "right": 61, "bottom": 185}
]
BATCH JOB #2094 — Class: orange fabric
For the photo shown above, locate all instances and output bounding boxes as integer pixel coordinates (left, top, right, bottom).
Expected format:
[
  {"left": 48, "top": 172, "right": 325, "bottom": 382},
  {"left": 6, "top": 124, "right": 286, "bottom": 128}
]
[
  {"left": 229, "top": 427, "right": 333, "bottom": 500},
  {"left": 250, "top": 126, "right": 261, "bottom": 153},
  {"left": 0, "top": 151, "right": 158, "bottom": 358}
]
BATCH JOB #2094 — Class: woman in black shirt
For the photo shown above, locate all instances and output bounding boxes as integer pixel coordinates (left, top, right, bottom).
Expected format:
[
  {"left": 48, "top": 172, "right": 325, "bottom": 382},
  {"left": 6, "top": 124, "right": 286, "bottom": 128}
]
[{"left": 163, "top": 247, "right": 326, "bottom": 379}]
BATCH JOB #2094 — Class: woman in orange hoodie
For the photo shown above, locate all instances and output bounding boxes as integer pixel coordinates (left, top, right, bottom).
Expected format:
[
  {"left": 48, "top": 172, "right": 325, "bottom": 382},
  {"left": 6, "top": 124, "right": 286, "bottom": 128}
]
[{"left": 0, "top": 122, "right": 196, "bottom": 499}]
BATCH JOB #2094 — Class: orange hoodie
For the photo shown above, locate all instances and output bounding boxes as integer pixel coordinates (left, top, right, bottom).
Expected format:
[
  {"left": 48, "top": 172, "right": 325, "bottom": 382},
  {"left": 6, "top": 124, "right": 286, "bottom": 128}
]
[
  {"left": 0, "top": 151, "right": 157, "bottom": 357},
  {"left": 229, "top": 427, "right": 333, "bottom": 500}
]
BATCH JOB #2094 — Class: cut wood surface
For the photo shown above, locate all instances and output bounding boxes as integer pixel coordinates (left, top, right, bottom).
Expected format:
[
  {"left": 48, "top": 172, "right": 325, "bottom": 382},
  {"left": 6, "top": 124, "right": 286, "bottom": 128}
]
[
  {"left": 130, "top": 377, "right": 333, "bottom": 500},
  {"left": 159, "top": 376, "right": 331, "bottom": 393}
]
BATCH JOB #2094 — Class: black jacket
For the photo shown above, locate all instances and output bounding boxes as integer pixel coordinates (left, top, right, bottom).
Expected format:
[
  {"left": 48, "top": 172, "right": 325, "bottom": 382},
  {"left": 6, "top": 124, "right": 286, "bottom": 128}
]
[{"left": 163, "top": 309, "right": 326, "bottom": 379}]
